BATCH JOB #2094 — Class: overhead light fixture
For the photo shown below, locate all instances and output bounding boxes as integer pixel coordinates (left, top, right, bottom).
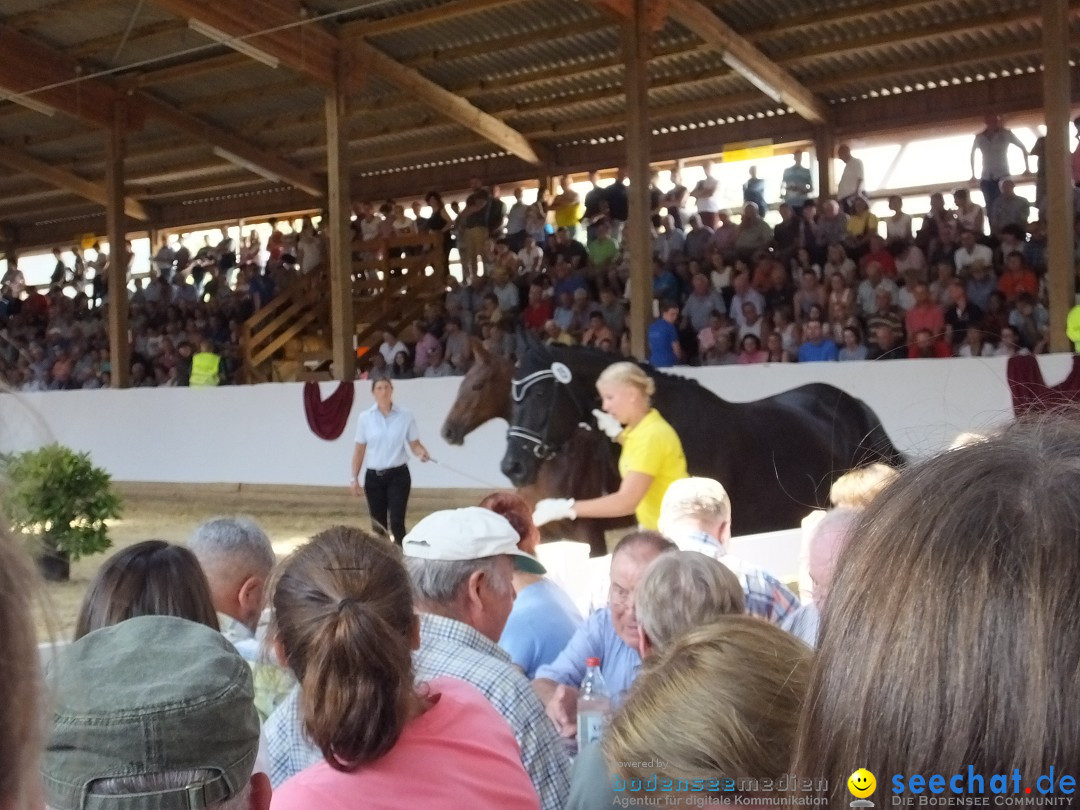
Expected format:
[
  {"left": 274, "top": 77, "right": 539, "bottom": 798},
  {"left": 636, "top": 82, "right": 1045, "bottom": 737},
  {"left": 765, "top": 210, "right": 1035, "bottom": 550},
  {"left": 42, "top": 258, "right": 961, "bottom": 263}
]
[
  {"left": 189, "top": 19, "right": 280, "bottom": 69},
  {"left": 212, "top": 147, "right": 282, "bottom": 183},
  {"left": 0, "top": 88, "right": 56, "bottom": 117}
]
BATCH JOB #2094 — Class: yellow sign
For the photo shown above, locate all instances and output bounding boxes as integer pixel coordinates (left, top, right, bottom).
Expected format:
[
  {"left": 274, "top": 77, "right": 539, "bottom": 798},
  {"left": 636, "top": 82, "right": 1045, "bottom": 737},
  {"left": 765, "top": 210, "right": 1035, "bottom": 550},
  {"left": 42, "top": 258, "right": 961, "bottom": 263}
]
[
  {"left": 722, "top": 140, "right": 774, "bottom": 163},
  {"left": 79, "top": 233, "right": 98, "bottom": 250}
]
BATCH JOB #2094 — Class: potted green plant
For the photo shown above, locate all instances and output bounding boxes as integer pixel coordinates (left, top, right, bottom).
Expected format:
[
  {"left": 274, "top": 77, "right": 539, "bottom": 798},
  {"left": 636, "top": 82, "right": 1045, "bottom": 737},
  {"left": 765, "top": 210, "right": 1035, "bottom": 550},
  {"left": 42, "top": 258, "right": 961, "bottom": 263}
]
[{"left": 1, "top": 444, "right": 122, "bottom": 582}]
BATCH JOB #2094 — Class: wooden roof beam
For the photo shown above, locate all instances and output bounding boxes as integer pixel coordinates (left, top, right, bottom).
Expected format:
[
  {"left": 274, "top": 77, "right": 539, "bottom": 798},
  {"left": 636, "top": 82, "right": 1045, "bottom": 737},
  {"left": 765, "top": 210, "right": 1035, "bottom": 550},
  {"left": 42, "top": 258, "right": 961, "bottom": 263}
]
[
  {"left": 666, "top": 0, "right": 828, "bottom": 124},
  {"left": 351, "top": 39, "right": 546, "bottom": 165},
  {"left": 342, "top": 0, "right": 528, "bottom": 38},
  {"left": 0, "top": 143, "right": 152, "bottom": 221},
  {"left": 138, "top": 93, "right": 325, "bottom": 198},
  {"left": 147, "top": 0, "right": 337, "bottom": 86},
  {"left": 0, "top": 24, "right": 141, "bottom": 131}
]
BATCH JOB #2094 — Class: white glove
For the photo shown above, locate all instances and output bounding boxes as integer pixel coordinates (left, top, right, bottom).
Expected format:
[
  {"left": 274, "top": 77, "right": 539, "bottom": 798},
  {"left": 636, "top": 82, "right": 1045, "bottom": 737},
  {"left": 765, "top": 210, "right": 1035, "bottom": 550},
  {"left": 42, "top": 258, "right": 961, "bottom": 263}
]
[
  {"left": 592, "top": 408, "right": 623, "bottom": 440},
  {"left": 533, "top": 498, "right": 577, "bottom": 527}
]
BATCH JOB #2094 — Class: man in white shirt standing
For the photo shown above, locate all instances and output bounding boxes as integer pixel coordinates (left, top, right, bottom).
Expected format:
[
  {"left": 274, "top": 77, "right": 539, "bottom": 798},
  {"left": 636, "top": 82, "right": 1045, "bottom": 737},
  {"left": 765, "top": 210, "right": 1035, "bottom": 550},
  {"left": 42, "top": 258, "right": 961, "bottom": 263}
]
[
  {"left": 971, "top": 113, "right": 1029, "bottom": 211},
  {"left": 836, "top": 144, "right": 865, "bottom": 213},
  {"left": 350, "top": 379, "right": 431, "bottom": 544}
]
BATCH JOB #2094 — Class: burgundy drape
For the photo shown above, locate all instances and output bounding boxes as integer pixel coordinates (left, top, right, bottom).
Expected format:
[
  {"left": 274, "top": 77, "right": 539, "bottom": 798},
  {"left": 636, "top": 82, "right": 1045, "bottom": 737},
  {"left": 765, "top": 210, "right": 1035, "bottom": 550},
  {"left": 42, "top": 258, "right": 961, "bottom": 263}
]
[
  {"left": 1006, "top": 354, "right": 1080, "bottom": 416},
  {"left": 303, "top": 381, "right": 355, "bottom": 440}
]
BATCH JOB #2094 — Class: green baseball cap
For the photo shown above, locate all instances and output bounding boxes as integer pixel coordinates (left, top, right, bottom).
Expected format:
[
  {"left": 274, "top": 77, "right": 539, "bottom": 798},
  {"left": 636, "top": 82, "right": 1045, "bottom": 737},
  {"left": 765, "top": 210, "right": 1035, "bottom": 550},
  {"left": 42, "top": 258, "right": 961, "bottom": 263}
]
[{"left": 43, "top": 615, "right": 260, "bottom": 810}]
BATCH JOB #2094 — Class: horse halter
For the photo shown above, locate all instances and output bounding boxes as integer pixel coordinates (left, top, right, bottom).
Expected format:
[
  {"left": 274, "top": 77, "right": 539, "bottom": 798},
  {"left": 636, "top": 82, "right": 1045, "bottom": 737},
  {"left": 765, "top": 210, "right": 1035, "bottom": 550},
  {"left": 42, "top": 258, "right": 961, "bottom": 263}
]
[{"left": 508, "top": 362, "right": 588, "bottom": 460}]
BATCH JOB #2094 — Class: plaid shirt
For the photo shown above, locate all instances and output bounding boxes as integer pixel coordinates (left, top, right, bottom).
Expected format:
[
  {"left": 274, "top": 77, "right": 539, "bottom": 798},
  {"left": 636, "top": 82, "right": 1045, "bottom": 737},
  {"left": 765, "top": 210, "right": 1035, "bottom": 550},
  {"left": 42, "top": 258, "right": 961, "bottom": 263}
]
[
  {"left": 263, "top": 613, "right": 570, "bottom": 810},
  {"left": 672, "top": 530, "right": 801, "bottom": 625}
]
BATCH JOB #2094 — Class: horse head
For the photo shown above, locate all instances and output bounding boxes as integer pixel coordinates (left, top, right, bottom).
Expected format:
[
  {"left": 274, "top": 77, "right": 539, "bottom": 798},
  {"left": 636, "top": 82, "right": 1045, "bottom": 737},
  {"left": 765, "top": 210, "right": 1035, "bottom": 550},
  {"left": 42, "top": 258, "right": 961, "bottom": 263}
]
[
  {"left": 441, "top": 339, "right": 514, "bottom": 445},
  {"left": 500, "top": 340, "right": 596, "bottom": 487}
]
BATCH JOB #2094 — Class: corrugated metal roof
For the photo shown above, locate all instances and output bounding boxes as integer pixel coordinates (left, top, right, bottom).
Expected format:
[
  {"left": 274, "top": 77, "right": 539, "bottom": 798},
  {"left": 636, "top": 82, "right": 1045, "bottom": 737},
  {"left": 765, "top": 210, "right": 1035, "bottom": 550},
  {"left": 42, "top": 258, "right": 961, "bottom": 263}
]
[{"left": 0, "top": 0, "right": 1067, "bottom": 228}]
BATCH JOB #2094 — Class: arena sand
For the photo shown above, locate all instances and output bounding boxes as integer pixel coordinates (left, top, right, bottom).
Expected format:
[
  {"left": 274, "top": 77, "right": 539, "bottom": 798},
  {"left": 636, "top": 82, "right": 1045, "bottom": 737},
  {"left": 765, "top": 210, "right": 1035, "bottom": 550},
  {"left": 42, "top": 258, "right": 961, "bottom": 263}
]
[{"left": 36, "top": 483, "right": 489, "bottom": 642}]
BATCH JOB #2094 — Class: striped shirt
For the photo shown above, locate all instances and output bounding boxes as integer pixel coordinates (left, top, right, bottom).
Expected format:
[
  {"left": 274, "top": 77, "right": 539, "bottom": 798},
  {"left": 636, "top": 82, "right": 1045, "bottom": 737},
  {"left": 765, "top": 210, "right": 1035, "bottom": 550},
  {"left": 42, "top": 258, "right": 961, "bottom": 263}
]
[{"left": 669, "top": 530, "right": 801, "bottom": 625}]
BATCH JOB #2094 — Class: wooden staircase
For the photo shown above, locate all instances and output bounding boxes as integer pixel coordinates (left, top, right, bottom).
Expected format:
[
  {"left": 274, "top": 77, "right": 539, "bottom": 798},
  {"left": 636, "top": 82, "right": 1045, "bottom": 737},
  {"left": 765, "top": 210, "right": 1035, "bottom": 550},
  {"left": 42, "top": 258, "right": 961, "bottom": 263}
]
[{"left": 240, "top": 233, "right": 448, "bottom": 383}]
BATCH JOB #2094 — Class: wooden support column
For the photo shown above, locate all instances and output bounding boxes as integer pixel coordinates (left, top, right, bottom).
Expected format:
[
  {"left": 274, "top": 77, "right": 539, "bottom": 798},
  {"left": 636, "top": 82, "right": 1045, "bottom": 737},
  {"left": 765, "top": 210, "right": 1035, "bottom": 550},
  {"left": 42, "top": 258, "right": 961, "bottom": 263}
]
[
  {"left": 106, "top": 100, "right": 130, "bottom": 389},
  {"left": 623, "top": 0, "right": 652, "bottom": 360},
  {"left": 1043, "top": 0, "right": 1074, "bottom": 352},
  {"left": 814, "top": 125, "right": 835, "bottom": 200},
  {"left": 326, "top": 54, "right": 356, "bottom": 381}
]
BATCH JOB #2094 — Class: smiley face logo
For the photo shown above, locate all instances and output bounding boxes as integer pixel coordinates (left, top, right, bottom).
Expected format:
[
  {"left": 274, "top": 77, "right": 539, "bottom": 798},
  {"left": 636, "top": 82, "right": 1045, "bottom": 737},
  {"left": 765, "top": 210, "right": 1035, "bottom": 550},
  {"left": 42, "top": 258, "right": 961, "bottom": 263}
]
[{"left": 848, "top": 769, "right": 877, "bottom": 798}]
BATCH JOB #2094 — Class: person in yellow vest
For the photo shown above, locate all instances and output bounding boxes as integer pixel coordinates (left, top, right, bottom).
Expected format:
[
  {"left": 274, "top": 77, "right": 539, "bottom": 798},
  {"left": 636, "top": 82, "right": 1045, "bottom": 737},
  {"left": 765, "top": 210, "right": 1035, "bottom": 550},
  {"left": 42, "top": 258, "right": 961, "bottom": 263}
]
[
  {"left": 1067, "top": 302, "right": 1080, "bottom": 353},
  {"left": 531, "top": 362, "right": 688, "bottom": 531},
  {"left": 189, "top": 339, "right": 222, "bottom": 387},
  {"left": 551, "top": 174, "right": 585, "bottom": 240}
]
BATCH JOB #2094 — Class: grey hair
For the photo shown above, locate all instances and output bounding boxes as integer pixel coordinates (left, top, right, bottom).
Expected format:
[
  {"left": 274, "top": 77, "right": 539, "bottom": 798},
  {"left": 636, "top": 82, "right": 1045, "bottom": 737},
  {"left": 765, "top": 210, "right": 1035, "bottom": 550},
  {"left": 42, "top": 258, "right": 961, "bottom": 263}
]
[
  {"left": 636, "top": 551, "right": 745, "bottom": 651},
  {"left": 188, "top": 516, "right": 275, "bottom": 579},
  {"left": 57, "top": 770, "right": 250, "bottom": 810},
  {"left": 657, "top": 477, "right": 731, "bottom": 536},
  {"left": 404, "top": 556, "right": 514, "bottom": 607}
]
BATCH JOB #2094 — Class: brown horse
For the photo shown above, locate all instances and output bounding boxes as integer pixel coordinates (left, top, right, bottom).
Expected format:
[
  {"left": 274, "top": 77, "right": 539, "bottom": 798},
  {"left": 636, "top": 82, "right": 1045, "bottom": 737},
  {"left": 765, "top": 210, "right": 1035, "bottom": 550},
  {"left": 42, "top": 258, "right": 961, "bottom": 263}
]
[{"left": 441, "top": 340, "right": 628, "bottom": 555}]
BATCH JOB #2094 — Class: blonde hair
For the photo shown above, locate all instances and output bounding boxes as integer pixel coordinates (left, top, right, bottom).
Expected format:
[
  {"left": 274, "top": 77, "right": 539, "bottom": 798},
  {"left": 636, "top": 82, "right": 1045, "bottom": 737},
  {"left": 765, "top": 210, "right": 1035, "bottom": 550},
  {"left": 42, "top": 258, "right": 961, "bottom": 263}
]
[
  {"left": 635, "top": 551, "right": 744, "bottom": 650},
  {"left": 828, "top": 463, "right": 898, "bottom": 509},
  {"left": 657, "top": 477, "right": 731, "bottom": 535},
  {"left": 596, "top": 361, "right": 655, "bottom": 399},
  {"left": 0, "top": 527, "right": 41, "bottom": 808},
  {"left": 604, "top": 616, "right": 811, "bottom": 796}
]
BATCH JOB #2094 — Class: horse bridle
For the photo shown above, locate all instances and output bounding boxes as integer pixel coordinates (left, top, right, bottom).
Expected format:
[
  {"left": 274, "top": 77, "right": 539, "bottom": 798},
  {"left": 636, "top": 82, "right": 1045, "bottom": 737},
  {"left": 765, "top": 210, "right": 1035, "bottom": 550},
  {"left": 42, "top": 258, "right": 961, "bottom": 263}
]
[{"left": 507, "top": 363, "right": 591, "bottom": 460}]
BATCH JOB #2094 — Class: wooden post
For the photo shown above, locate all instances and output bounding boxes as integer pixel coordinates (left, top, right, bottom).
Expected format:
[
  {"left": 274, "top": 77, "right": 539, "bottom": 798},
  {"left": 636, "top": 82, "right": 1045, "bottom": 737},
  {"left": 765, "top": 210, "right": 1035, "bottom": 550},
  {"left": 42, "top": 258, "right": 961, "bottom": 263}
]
[
  {"left": 326, "top": 53, "right": 356, "bottom": 381},
  {"left": 814, "top": 124, "right": 835, "bottom": 200},
  {"left": 623, "top": 0, "right": 651, "bottom": 360},
  {"left": 106, "top": 100, "right": 130, "bottom": 389},
  {"left": 1043, "top": 0, "right": 1074, "bottom": 352}
]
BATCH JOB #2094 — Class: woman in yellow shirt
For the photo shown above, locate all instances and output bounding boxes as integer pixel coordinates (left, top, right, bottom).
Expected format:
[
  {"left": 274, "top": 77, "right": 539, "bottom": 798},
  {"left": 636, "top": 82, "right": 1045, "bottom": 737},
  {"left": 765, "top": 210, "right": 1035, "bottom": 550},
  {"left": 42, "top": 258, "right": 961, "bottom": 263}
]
[{"left": 532, "top": 362, "right": 688, "bottom": 530}]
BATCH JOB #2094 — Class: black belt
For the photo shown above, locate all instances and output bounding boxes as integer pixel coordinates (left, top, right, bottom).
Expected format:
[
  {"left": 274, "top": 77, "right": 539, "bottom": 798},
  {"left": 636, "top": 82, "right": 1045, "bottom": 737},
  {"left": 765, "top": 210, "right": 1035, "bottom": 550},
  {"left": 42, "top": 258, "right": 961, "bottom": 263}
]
[{"left": 368, "top": 464, "right": 407, "bottom": 476}]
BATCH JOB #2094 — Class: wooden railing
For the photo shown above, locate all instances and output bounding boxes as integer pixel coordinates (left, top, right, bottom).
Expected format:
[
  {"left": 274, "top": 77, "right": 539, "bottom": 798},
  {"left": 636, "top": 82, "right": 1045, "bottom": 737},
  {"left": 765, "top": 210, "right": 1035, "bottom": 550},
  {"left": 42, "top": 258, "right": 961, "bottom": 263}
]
[
  {"left": 239, "top": 233, "right": 448, "bottom": 383},
  {"left": 240, "top": 265, "right": 329, "bottom": 383}
]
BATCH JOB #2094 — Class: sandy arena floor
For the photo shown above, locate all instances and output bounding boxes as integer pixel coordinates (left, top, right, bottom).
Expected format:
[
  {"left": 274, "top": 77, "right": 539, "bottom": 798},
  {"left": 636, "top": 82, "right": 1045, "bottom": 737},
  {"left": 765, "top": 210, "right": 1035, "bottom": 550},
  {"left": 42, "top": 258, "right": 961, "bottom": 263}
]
[{"left": 36, "top": 483, "right": 488, "bottom": 642}]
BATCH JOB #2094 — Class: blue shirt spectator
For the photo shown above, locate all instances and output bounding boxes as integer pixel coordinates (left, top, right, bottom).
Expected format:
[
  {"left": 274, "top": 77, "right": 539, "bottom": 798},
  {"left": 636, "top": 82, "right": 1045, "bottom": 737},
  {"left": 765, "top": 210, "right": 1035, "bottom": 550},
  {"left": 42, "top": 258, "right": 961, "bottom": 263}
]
[
  {"left": 647, "top": 305, "right": 682, "bottom": 367},
  {"left": 500, "top": 579, "right": 583, "bottom": 679},
  {"left": 797, "top": 320, "right": 839, "bottom": 362},
  {"left": 652, "top": 268, "right": 680, "bottom": 303},
  {"left": 533, "top": 608, "right": 641, "bottom": 707}
]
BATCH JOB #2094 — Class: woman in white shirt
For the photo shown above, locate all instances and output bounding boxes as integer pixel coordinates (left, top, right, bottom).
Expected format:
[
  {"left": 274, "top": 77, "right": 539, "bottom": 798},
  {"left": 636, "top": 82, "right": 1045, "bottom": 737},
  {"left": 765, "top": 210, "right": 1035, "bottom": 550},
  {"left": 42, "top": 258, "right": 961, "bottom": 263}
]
[
  {"left": 884, "top": 195, "right": 913, "bottom": 243},
  {"left": 349, "top": 379, "right": 431, "bottom": 544}
]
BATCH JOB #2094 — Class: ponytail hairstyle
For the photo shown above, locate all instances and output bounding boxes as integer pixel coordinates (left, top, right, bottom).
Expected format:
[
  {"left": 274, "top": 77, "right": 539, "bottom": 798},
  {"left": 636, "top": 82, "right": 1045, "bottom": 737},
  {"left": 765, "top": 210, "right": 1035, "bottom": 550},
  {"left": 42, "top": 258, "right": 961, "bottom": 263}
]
[{"left": 271, "top": 526, "right": 416, "bottom": 771}]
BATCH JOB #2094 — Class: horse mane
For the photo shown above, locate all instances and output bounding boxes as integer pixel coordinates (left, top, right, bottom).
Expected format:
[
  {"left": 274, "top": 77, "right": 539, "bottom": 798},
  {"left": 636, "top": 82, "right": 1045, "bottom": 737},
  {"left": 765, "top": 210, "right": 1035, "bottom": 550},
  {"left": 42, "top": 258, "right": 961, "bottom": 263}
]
[{"left": 525, "top": 342, "right": 711, "bottom": 396}]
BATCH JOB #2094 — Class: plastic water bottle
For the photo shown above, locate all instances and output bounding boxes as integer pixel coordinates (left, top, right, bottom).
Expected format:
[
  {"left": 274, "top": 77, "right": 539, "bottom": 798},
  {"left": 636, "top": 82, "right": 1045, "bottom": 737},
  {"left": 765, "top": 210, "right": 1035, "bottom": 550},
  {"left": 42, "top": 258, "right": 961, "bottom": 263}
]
[{"left": 576, "top": 657, "right": 611, "bottom": 748}]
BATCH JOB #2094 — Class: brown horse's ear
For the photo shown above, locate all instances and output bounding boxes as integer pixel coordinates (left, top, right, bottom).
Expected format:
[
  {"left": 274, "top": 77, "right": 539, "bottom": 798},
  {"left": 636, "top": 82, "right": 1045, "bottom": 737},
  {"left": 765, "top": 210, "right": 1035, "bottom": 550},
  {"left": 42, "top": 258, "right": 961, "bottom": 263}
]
[{"left": 471, "top": 337, "right": 490, "bottom": 363}]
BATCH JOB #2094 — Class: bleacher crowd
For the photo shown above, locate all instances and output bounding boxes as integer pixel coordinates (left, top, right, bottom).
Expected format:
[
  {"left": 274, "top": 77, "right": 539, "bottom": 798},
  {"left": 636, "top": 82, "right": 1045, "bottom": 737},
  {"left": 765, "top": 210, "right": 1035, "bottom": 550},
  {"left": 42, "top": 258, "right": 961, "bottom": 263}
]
[{"left": 2, "top": 114, "right": 1078, "bottom": 390}]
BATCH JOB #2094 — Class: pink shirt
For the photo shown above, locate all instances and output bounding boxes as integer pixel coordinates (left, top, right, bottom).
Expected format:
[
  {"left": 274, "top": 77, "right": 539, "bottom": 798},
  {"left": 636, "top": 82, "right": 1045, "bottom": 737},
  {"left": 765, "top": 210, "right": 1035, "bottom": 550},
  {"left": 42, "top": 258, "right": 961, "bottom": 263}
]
[{"left": 270, "top": 677, "right": 540, "bottom": 810}]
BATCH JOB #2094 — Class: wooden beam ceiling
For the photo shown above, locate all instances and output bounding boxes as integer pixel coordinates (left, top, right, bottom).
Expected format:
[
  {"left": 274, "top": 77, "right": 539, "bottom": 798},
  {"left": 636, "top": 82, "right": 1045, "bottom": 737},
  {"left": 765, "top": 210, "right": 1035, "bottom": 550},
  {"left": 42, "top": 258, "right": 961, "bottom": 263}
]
[
  {"left": 341, "top": 0, "right": 529, "bottom": 38},
  {"left": 666, "top": 0, "right": 828, "bottom": 123},
  {"left": 149, "top": 0, "right": 548, "bottom": 166},
  {"left": 147, "top": 0, "right": 338, "bottom": 86},
  {"left": 138, "top": 93, "right": 325, "bottom": 197},
  {"left": 0, "top": 143, "right": 152, "bottom": 221},
  {"left": 0, "top": 24, "right": 140, "bottom": 131}
]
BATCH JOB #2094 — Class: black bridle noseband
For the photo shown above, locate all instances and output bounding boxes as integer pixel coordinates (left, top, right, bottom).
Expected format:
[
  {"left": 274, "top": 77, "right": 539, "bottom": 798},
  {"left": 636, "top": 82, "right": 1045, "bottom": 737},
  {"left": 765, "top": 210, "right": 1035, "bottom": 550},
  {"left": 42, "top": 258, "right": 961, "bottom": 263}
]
[{"left": 507, "top": 362, "right": 591, "bottom": 460}]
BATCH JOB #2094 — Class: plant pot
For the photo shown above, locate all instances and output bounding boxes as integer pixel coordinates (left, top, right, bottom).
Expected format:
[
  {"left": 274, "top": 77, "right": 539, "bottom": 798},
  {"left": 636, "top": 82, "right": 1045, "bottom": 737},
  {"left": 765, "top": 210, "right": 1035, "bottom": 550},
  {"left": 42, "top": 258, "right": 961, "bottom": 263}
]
[{"left": 36, "top": 547, "right": 70, "bottom": 582}]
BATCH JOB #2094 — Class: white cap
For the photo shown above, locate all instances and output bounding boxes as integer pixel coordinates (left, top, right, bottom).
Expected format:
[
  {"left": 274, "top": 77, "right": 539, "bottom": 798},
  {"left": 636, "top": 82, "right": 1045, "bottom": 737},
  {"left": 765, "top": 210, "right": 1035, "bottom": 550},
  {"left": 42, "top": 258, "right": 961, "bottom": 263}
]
[{"left": 402, "top": 507, "right": 546, "bottom": 575}]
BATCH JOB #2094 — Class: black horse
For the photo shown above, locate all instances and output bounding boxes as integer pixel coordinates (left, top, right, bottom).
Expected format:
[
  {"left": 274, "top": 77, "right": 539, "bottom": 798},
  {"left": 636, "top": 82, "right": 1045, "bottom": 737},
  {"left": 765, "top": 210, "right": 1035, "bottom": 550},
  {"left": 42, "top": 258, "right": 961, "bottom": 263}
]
[{"left": 500, "top": 342, "right": 905, "bottom": 536}]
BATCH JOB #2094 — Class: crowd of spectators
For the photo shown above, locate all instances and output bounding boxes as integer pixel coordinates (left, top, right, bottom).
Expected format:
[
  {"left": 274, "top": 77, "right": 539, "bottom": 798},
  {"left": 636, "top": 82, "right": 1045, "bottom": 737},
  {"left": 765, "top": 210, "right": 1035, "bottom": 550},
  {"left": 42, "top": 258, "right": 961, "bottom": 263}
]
[
  {"left": 2, "top": 415, "right": 1077, "bottom": 808},
  {"left": 0, "top": 222, "right": 301, "bottom": 389},
  {"left": 2, "top": 113, "right": 1077, "bottom": 390}
]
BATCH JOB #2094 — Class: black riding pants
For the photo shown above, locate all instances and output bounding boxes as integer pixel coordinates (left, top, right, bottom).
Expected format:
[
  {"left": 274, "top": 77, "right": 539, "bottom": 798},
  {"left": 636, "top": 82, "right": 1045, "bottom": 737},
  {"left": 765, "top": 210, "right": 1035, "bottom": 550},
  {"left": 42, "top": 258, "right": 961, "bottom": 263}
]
[{"left": 364, "top": 464, "right": 411, "bottom": 543}]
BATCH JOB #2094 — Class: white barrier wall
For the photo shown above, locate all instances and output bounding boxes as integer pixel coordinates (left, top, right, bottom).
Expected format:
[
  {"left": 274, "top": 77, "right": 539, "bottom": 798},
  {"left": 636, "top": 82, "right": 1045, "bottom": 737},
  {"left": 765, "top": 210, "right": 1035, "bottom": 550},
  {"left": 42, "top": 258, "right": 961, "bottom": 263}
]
[{"left": 3, "top": 354, "right": 1072, "bottom": 488}]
